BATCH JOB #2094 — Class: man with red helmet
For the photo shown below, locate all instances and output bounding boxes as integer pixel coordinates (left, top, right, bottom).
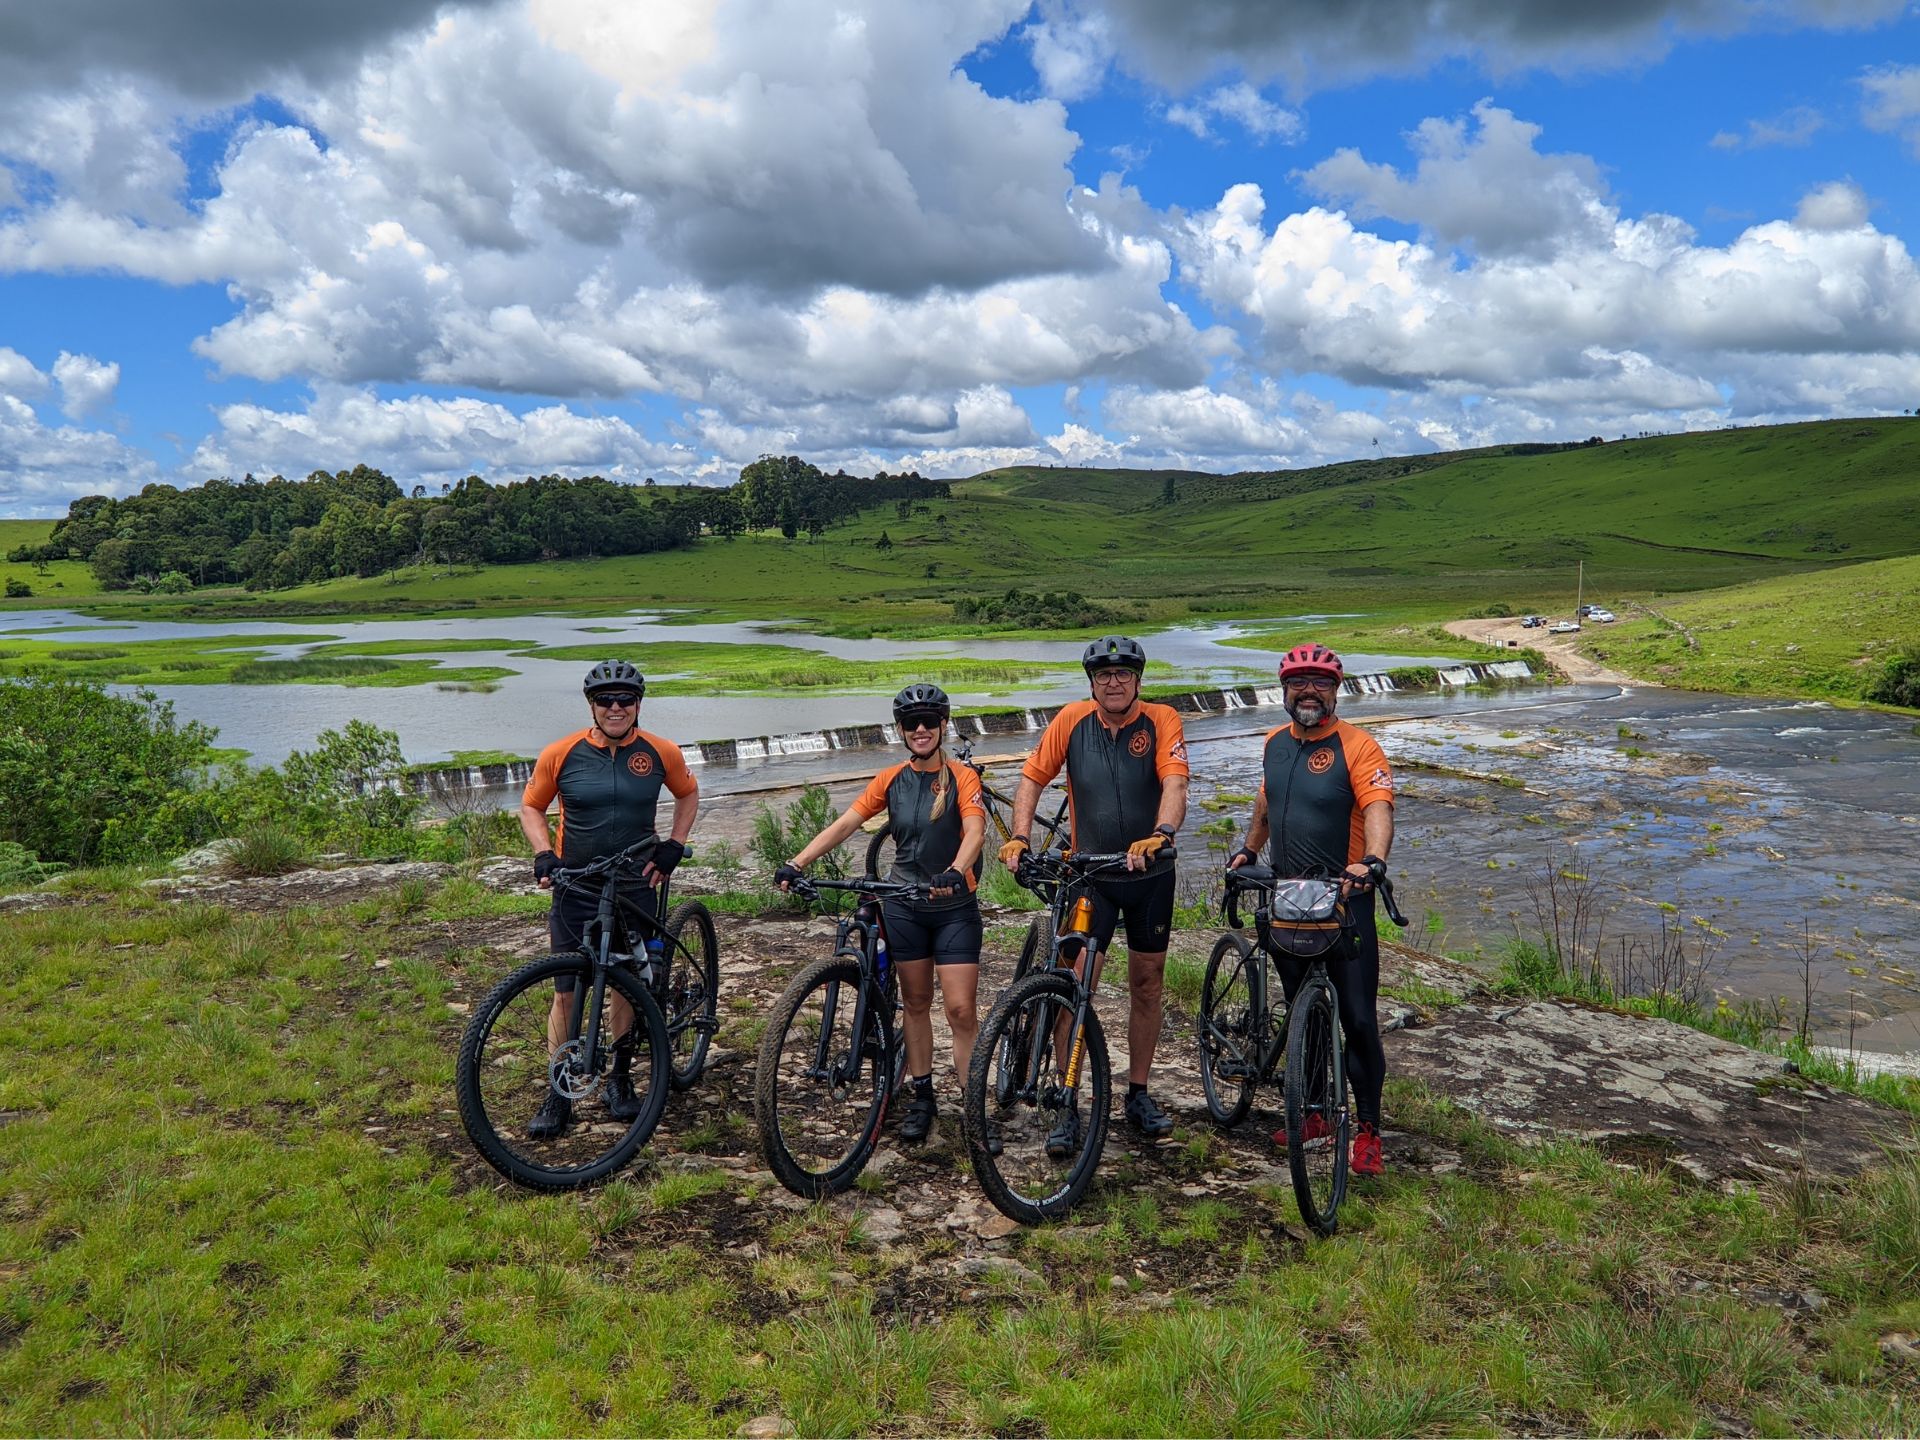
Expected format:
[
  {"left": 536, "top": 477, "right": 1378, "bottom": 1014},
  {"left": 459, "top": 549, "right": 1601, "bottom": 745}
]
[{"left": 1228, "top": 642, "right": 1396, "bottom": 1176}]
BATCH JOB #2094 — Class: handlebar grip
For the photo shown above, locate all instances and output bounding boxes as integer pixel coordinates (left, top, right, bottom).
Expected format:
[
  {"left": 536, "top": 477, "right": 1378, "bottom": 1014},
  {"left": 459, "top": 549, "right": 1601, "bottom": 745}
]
[{"left": 1378, "top": 876, "right": 1408, "bottom": 929}]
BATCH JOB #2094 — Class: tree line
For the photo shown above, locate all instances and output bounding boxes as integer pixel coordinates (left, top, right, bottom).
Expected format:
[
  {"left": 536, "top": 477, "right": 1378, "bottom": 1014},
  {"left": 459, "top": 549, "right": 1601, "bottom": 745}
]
[{"left": 8, "top": 459, "right": 949, "bottom": 592}]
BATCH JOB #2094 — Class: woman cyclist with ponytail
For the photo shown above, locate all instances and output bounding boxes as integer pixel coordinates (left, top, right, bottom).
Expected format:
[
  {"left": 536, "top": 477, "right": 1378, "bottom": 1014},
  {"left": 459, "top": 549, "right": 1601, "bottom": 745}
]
[{"left": 776, "top": 683, "right": 987, "bottom": 1144}]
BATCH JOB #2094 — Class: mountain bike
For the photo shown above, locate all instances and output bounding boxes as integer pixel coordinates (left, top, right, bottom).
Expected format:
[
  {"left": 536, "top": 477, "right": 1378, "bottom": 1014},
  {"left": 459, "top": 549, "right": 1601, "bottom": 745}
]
[
  {"left": 1207, "top": 863, "right": 1406, "bottom": 1235},
  {"left": 455, "top": 841, "right": 720, "bottom": 1190},
  {"left": 864, "top": 734, "right": 1070, "bottom": 878},
  {"left": 962, "top": 847, "right": 1173, "bottom": 1225},
  {"left": 754, "top": 873, "right": 930, "bottom": 1198}
]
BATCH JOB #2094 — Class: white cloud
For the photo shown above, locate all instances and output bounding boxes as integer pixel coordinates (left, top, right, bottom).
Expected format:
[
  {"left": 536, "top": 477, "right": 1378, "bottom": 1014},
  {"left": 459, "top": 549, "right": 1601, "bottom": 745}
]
[
  {"left": 1300, "top": 101, "right": 1612, "bottom": 257},
  {"left": 1024, "top": 3, "right": 1115, "bottom": 101},
  {"left": 1794, "top": 179, "right": 1870, "bottom": 230},
  {"left": 1860, "top": 62, "right": 1920, "bottom": 155},
  {"left": 1165, "top": 83, "right": 1302, "bottom": 143},
  {"left": 1709, "top": 104, "right": 1825, "bottom": 151},
  {"left": 0, "top": 390, "right": 161, "bottom": 513},
  {"left": 52, "top": 352, "right": 120, "bottom": 419},
  {"left": 188, "top": 386, "right": 697, "bottom": 488},
  {"left": 0, "top": 348, "right": 49, "bottom": 399}
]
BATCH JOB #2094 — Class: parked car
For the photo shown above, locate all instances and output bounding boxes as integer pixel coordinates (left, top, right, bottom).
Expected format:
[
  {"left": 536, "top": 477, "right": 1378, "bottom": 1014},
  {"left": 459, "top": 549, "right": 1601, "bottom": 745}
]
[
  {"left": 1520, "top": 615, "right": 1544, "bottom": 628},
  {"left": 1588, "top": 608, "right": 1616, "bottom": 623},
  {"left": 1548, "top": 620, "right": 1582, "bottom": 633}
]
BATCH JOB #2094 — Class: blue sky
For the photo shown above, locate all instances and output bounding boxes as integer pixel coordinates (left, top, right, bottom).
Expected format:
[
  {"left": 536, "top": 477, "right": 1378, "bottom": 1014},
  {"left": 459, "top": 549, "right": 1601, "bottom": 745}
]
[{"left": 3, "top": 0, "right": 1919, "bottom": 515}]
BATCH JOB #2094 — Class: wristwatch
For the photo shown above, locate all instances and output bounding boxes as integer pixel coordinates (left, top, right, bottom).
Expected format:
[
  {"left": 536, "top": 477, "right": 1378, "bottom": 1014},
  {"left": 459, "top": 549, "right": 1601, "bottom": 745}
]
[{"left": 1153, "top": 824, "right": 1177, "bottom": 839}]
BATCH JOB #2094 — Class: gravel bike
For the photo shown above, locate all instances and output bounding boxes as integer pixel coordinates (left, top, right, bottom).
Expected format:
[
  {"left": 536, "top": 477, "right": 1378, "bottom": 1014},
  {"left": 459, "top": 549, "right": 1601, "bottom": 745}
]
[
  {"left": 962, "top": 847, "right": 1173, "bottom": 1225},
  {"left": 1206, "top": 863, "right": 1406, "bottom": 1235},
  {"left": 455, "top": 841, "right": 719, "bottom": 1190},
  {"left": 864, "top": 734, "right": 1070, "bottom": 878},
  {"left": 754, "top": 873, "right": 930, "bottom": 1198}
]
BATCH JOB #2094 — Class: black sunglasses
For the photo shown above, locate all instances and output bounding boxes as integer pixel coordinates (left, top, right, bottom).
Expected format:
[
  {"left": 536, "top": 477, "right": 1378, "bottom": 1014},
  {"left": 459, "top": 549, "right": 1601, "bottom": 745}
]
[
  {"left": 899, "top": 713, "right": 945, "bottom": 732},
  {"left": 591, "top": 691, "right": 640, "bottom": 707}
]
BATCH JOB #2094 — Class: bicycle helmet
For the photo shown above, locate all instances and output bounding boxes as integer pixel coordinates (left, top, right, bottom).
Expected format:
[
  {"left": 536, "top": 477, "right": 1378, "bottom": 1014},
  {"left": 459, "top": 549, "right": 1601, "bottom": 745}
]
[
  {"left": 1081, "top": 635, "right": 1147, "bottom": 676},
  {"left": 891, "top": 682, "right": 951, "bottom": 723},
  {"left": 581, "top": 658, "right": 646, "bottom": 699},
  {"left": 1277, "top": 643, "right": 1343, "bottom": 683}
]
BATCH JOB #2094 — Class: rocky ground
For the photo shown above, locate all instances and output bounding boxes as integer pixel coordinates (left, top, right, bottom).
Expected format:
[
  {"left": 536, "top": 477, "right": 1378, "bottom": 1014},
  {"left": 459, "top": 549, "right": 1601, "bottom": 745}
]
[{"left": 8, "top": 853, "right": 1913, "bottom": 1323}]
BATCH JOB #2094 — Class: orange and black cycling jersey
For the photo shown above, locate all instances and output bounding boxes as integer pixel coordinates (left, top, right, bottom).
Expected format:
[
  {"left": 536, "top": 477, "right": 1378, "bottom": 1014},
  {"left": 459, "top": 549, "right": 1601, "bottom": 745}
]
[
  {"left": 523, "top": 726, "right": 697, "bottom": 867},
  {"left": 849, "top": 759, "right": 986, "bottom": 909},
  {"left": 1021, "top": 699, "right": 1189, "bottom": 858},
  {"left": 1258, "top": 717, "right": 1393, "bottom": 876}
]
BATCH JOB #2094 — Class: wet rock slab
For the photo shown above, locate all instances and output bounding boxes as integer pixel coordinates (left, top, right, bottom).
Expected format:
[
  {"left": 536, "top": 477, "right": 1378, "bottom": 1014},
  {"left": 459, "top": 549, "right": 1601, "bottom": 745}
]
[{"left": 1390, "top": 987, "right": 1914, "bottom": 1186}]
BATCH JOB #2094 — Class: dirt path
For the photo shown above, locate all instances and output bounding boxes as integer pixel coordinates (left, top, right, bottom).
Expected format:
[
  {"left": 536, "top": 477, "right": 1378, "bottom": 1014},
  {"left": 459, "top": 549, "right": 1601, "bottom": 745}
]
[{"left": 1444, "top": 615, "right": 1645, "bottom": 686}]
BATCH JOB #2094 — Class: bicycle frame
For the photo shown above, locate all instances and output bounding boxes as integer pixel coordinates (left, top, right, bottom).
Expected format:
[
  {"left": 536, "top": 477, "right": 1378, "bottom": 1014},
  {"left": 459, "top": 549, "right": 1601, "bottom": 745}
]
[
  {"left": 785, "top": 875, "right": 928, "bottom": 1093},
  {"left": 951, "top": 737, "right": 1070, "bottom": 851}
]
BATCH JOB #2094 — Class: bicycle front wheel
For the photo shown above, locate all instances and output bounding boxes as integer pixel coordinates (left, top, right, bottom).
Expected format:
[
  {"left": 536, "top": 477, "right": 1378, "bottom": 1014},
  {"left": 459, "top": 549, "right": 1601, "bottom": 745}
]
[
  {"left": 990, "top": 913, "right": 1053, "bottom": 1107},
  {"left": 964, "top": 970, "right": 1109, "bottom": 1225},
  {"left": 660, "top": 899, "right": 719, "bottom": 1090},
  {"left": 753, "top": 956, "right": 892, "bottom": 1198},
  {"left": 1198, "top": 932, "right": 1263, "bottom": 1127},
  {"left": 456, "top": 954, "right": 670, "bottom": 1191},
  {"left": 1283, "top": 976, "right": 1349, "bottom": 1236}
]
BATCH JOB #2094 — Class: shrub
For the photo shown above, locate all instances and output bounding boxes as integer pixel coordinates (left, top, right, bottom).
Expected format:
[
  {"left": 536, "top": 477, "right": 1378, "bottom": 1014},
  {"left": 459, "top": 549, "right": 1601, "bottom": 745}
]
[
  {"left": 4, "top": 578, "right": 30, "bottom": 598},
  {"left": 225, "top": 824, "right": 308, "bottom": 877},
  {"left": 0, "top": 840, "right": 64, "bottom": 887},
  {"left": 752, "top": 784, "right": 852, "bottom": 908},
  {"left": 280, "top": 719, "right": 424, "bottom": 850},
  {"left": 1866, "top": 649, "right": 1920, "bottom": 709},
  {"left": 0, "top": 675, "right": 224, "bottom": 865}
]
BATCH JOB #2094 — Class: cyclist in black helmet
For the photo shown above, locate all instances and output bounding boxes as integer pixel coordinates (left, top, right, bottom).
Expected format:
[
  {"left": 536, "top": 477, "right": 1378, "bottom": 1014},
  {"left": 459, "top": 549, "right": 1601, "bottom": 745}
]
[
  {"left": 1002, "top": 635, "right": 1190, "bottom": 1148},
  {"left": 776, "top": 682, "right": 986, "bottom": 1144},
  {"left": 517, "top": 660, "right": 700, "bottom": 1139}
]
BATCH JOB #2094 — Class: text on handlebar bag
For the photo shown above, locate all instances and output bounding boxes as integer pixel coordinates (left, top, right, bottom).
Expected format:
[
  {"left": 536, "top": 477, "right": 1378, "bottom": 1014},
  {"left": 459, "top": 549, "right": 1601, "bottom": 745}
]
[{"left": 1263, "top": 878, "right": 1349, "bottom": 959}]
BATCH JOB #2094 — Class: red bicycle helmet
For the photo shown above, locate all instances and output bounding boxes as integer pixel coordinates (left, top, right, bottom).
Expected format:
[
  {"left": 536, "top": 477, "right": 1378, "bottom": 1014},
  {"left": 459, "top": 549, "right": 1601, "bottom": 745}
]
[{"left": 1277, "top": 642, "right": 1344, "bottom": 682}]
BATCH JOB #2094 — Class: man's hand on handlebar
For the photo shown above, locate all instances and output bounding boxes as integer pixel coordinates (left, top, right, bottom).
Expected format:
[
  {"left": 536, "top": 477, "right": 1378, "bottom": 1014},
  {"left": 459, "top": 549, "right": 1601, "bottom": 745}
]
[
  {"left": 533, "top": 849, "right": 558, "bottom": 889},
  {"left": 1125, "top": 825, "right": 1176, "bottom": 872},
  {"left": 998, "top": 836, "right": 1030, "bottom": 870},
  {"left": 774, "top": 861, "right": 805, "bottom": 892},
  {"left": 1226, "top": 845, "right": 1258, "bottom": 871}
]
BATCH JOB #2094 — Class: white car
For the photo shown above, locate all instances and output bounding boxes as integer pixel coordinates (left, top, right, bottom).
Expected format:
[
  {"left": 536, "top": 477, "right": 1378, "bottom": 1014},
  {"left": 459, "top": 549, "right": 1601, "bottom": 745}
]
[
  {"left": 1588, "top": 607, "right": 1616, "bottom": 623},
  {"left": 1548, "top": 620, "right": 1582, "bottom": 633}
]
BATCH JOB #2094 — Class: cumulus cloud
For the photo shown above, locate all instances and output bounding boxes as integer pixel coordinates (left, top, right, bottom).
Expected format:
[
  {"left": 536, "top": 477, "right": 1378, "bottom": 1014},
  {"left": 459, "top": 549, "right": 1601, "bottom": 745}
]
[
  {"left": 0, "top": 388, "right": 161, "bottom": 513},
  {"left": 1063, "top": 0, "right": 1907, "bottom": 93},
  {"left": 1860, "top": 62, "right": 1920, "bottom": 155},
  {"left": 1024, "top": 4, "right": 1115, "bottom": 101},
  {"left": 0, "top": 347, "right": 49, "bottom": 399},
  {"left": 52, "top": 352, "right": 120, "bottom": 419},
  {"left": 1164, "top": 83, "right": 1303, "bottom": 143},
  {"left": 1300, "top": 101, "right": 1613, "bottom": 258},
  {"left": 1709, "top": 104, "right": 1825, "bottom": 150}
]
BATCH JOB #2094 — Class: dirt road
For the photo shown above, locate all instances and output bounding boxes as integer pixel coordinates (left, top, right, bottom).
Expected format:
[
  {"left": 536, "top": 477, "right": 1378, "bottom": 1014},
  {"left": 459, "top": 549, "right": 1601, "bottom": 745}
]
[{"left": 1444, "top": 616, "right": 1645, "bottom": 686}]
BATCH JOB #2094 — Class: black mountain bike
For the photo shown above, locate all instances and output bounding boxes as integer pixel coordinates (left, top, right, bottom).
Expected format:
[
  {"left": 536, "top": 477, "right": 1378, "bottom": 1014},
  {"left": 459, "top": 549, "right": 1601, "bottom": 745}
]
[
  {"left": 864, "top": 735, "right": 1071, "bottom": 878},
  {"left": 962, "top": 848, "right": 1172, "bottom": 1225},
  {"left": 456, "top": 841, "right": 720, "bottom": 1190},
  {"left": 754, "top": 874, "right": 927, "bottom": 1198},
  {"left": 1204, "top": 863, "right": 1405, "bottom": 1235}
]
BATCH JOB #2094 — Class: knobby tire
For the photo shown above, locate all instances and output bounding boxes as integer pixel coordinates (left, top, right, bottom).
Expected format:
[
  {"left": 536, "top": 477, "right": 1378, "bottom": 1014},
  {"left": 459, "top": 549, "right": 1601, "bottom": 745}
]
[
  {"left": 754, "top": 955, "right": 893, "bottom": 1198},
  {"left": 660, "top": 899, "right": 719, "bottom": 1090},
  {"left": 1283, "top": 977, "right": 1349, "bottom": 1236}
]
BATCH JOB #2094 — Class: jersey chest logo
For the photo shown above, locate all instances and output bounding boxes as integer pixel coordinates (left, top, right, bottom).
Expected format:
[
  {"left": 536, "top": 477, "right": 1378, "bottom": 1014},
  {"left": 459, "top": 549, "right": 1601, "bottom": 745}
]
[
  {"left": 1127, "top": 730, "right": 1152, "bottom": 758},
  {"left": 1307, "top": 746, "right": 1335, "bottom": 774},
  {"left": 628, "top": 750, "right": 655, "bottom": 777}
]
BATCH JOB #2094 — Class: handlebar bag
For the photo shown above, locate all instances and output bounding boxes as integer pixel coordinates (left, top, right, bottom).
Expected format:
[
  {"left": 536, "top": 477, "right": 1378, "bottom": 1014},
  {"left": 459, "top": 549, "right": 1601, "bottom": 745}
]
[{"left": 1264, "top": 878, "right": 1349, "bottom": 959}]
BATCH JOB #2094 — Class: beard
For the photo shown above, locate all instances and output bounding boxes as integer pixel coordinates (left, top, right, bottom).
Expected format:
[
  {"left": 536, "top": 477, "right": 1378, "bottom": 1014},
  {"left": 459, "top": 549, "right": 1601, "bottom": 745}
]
[{"left": 1286, "top": 695, "right": 1330, "bottom": 729}]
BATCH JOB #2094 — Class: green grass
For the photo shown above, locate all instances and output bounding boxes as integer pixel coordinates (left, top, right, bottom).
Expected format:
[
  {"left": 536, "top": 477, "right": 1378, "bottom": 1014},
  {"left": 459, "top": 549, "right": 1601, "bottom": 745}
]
[
  {"left": 0, "top": 519, "right": 106, "bottom": 602},
  {"left": 4, "top": 888, "right": 1919, "bottom": 1433}
]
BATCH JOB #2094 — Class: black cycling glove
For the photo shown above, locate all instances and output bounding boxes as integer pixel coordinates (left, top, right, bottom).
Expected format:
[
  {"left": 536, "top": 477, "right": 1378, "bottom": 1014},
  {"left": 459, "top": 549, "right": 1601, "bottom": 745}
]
[
  {"left": 1228, "top": 846, "right": 1259, "bottom": 869},
  {"left": 533, "top": 849, "right": 558, "bottom": 884},
  {"left": 929, "top": 867, "right": 965, "bottom": 894},
  {"left": 649, "top": 839, "right": 687, "bottom": 878},
  {"left": 774, "top": 862, "right": 804, "bottom": 889}
]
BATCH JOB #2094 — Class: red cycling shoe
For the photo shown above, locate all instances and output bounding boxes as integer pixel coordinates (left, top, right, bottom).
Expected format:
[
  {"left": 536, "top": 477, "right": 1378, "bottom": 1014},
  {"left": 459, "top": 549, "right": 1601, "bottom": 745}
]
[
  {"left": 1350, "top": 1122, "right": 1384, "bottom": 1176},
  {"left": 1271, "top": 1113, "right": 1332, "bottom": 1147}
]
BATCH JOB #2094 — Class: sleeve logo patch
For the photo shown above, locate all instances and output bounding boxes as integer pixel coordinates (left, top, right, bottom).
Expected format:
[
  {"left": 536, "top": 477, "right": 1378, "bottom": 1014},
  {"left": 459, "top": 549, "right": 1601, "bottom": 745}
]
[
  {"left": 628, "top": 750, "right": 655, "bottom": 777},
  {"left": 1169, "top": 740, "right": 1188, "bottom": 761},
  {"left": 1307, "top": 747, "right": 1335, "bottom": 774},
  {"left": 1371, "top": 766, "right": 1392, "bottom": 791},
  {"left": 1128, "top": 730, "right": 1153, "bottom": 758}
]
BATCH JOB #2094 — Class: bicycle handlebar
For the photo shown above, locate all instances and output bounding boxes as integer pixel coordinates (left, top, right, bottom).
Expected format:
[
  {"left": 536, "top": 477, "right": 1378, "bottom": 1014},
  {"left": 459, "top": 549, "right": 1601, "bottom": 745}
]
[
  {"left": 551, "top": 838, "right": 691, "bottom": 891},
  {"left": 1222, "top": 864, "right": 1408, "bottom": 930},
  {"left": 784, "top": 874, "right": 937, "bottom": 904},
  {"left": 1015, "top": 846, "right": 1176, "bottom": 890}
]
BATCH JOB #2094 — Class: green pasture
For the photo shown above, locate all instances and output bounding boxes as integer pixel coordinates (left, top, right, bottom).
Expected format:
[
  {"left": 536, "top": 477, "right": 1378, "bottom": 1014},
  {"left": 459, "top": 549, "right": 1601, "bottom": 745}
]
[
  {"left": 0, "top": 519, "right": 104, "bottom": 601},
  {"left": 1579, "top": 553, "right": 1920, "bottom": 702},
  {"left": 2, "top": 884, "right": 1916, "bottom": 1434}
]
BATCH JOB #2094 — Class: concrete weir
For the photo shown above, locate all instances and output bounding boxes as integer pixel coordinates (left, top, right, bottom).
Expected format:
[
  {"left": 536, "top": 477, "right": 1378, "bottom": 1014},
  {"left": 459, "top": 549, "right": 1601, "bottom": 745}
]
[{"left": 401, "top": 660, "right": 1534, "bottom": 797}]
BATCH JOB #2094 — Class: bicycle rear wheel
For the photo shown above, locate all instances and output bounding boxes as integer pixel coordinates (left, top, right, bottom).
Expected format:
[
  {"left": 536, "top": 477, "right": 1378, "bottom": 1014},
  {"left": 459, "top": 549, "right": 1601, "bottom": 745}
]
[
  {"left": 1282, "top": 976, "right": 1349, "bottom": 1236},
  {"left": 1198, "top": 932, "right": 1263, "bottom": 1127},
  {"left": 990, "top": 913, "right": 1052, "bottom": 1107},
  {"left": 754, "top": 956, "right": 892, "bottom": 1198},
  {"left": 659, "top": 899, "right": 719, "bottom": 1090},
  {"left": 964, "top": 970, "right": 1109, "bottom": 1225},
  {"left": 863, "top": 823, "right": 896, "bottom": 881},
  {"left": 456, "top": 954, "right": 670, "bottom": 1190}
]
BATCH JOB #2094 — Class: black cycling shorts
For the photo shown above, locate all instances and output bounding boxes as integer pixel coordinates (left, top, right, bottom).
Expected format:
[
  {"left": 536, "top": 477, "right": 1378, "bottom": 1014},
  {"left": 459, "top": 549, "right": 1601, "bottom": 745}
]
[
  {"left": 548, "top": 882, "right": 661, "bottom": 992},
  {"left": 882, "top": 898, "right": 983, "bottom": 966},
  {"left": 1085, "top": 866, "right": 1177, "bottom": 955}
]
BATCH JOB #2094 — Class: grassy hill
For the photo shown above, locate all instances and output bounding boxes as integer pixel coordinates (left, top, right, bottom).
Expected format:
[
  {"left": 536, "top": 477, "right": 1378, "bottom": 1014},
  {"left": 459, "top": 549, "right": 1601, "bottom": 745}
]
[{"left": 6, "top": 419, "right": 1918, "bottom": 634}]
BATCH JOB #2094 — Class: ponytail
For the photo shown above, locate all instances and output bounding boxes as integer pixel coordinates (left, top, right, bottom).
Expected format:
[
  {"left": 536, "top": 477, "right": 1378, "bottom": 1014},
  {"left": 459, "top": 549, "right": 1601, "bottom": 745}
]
[{"left": 928, "top": 746, "right": 950, "bottom": 822}]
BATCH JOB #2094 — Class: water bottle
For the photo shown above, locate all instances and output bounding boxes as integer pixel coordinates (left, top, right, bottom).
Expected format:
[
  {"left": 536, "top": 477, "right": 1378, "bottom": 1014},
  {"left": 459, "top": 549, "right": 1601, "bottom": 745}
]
[
  {"left": 644, "top": 936, "right": 665, "bottom": 975},
  {"left": 873, "top": 934, "right": 890, "bottom": 985}
]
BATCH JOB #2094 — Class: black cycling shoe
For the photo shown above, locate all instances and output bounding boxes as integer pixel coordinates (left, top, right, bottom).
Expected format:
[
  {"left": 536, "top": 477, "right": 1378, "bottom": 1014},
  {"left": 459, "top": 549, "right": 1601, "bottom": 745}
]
[
  {"left": 900, "top": 1088, "right": 937, "bottom": 1144},
  {"left": 1044, "top": 1103, "right": 1082, "bottom": 1161},
  {"left": 603, "top": 1067, "right": 644, "bottom": 1122},
  {"left": 528, "top": 1089, "right": 572, "bottom": 1139},
  {"left": 1124, "top": 1088, "right": 1174, "bottom": 1139}
]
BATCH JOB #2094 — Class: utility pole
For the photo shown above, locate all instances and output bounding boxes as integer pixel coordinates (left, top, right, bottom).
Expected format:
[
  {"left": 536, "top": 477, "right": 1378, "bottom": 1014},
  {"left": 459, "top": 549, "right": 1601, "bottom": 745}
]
[{"left": 1575, "top": 559, "right": 1584, "bottom": 620}]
